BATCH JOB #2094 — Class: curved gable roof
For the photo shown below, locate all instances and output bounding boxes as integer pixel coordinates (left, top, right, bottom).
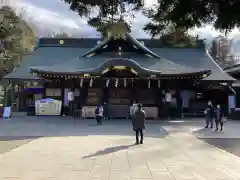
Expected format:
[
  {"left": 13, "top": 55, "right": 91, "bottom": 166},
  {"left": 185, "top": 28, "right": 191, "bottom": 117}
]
[
  {"left": 29, "top": 55, "right": 210, "bottom": 77},
  {"left": 5, "top": 35, "right": 234, "bottom": 81}
]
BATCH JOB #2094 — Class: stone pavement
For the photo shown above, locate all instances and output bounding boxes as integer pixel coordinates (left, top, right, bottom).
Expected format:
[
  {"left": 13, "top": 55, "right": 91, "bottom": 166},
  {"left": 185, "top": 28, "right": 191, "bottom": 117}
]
[{"left": 0, "top": 118, "right": 240, "bottom": 179}]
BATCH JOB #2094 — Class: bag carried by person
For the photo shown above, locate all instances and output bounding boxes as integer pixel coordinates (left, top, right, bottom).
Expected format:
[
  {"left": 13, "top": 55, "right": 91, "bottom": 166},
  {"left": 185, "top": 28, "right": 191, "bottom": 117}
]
[
  {"left": 221, "top": 117, "right": 227, "bottom": 123},
  {"left": 95, "top": 108, "right": 99, "bottom": 115},
  {"left": 204, "top": 110, "right": 207, "bottom": 115}
]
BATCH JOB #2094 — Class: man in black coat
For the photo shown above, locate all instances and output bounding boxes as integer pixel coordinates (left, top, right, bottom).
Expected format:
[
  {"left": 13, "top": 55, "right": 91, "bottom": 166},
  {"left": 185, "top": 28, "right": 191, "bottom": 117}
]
[
  {"left": 215, "top": 104, "right": 224, "bottom": 131},
  {"left": 205, "top": 101, "right": 215, "bottom": 128},
  {"left": 132, "top": 103, "right": 146, "bottom": 144}
]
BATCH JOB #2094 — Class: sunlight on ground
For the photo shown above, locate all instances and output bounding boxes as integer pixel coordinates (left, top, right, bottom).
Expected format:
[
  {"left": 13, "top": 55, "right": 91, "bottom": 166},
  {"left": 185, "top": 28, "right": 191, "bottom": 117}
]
[{"left": 168, "top": 120, "right": 185, "bottom": 123}]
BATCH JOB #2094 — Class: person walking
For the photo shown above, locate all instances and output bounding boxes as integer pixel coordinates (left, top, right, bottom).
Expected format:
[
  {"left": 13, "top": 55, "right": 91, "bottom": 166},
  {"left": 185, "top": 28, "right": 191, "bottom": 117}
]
[
  {"left": 215, "top": 104, "right": 224, "bottom": 131},
  {"left": 103, "top": 102, "right": 108, "bottom": 120},
  {"left": 132, "top": 103, "right": 146, "bottom": 144},
  {"left": 165, "top": 90, "right": 172, "bottom": 120},
  {"left": 204, "top": 101, "right": 215, "bottom": 128},
  {"left": 95, "top": 105, "right": 103, "bottom": 125}
]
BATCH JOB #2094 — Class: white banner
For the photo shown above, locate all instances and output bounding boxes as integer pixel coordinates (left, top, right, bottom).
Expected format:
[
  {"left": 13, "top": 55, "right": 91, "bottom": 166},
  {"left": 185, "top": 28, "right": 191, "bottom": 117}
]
[
  {"left": 228, "top": 95, "right": 236, "bottom": 114},
  {"left": 68, "top": 91, "right": 74, "bottom": 101},
  {"left": 3, "top": 106, "right": 11, "bottom": 118}
]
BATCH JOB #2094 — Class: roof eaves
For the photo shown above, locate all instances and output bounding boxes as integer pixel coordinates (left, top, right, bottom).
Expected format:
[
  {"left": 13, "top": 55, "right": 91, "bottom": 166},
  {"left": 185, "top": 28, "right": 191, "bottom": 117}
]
[
  {"left": 205, "top": 50, "right": 236, "bottom": 81},
  {"left": 224, "top": 64, "right": 240, "bottom": 73}
]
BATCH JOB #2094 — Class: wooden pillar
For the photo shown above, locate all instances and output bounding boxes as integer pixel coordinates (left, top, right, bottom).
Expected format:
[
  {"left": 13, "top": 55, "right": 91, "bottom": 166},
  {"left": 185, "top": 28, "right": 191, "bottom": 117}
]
[
  {"left": 132, "top": 78, "right": 136, "bottom": 103},
  {"left": 15, "top": 83, "right": 20, "bottom": 112},
  {"left": 175, "top": 89, "right": 181, "bottom": 118},
  {"left": 43, "top": 81, "right": 46, "bottom": 98},
  {"left": 102, "top": 87, "right": 108, "bottom": 104},
  {"left": 18, "top": 84, "right": 24, "bottom": 111},
  {"left": 60, "top": 84, "right": 64, "bottom": 116},
  {"left": 156, "top": 88, "right": 162, "bottom": 119}
]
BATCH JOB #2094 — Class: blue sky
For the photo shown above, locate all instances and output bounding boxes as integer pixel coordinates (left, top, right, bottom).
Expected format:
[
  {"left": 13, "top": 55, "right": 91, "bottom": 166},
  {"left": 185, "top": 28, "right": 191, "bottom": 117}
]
[{"left": 6, "top": 0, "right": 240, "bottom": 39}]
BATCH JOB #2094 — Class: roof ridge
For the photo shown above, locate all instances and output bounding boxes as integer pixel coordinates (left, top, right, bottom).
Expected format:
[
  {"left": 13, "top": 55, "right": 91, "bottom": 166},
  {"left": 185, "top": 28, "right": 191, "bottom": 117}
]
[{"left": 82, "top": 33, "right": 161, "bottom": 58}]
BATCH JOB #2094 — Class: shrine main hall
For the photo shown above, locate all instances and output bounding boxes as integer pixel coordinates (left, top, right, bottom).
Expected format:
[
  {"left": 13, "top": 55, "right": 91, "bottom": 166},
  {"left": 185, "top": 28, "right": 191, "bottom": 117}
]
[{"left": 4, "top": 33, "right": 235, "bottom": 118}]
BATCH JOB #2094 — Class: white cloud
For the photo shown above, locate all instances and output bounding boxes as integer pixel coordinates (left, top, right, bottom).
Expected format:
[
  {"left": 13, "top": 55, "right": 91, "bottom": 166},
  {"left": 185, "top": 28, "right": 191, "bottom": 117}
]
[
  {"left": 9, "top": 0, "right": 98, "bottom": 37},
  {"left": 5, "top": 0, "right": 240, "bottom": 39}
]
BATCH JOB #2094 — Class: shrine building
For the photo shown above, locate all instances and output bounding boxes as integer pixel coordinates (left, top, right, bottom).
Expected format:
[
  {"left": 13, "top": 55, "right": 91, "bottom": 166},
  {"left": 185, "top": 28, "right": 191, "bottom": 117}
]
[{"left": 4, "top": 32, "right": 235, "bottom": 119}]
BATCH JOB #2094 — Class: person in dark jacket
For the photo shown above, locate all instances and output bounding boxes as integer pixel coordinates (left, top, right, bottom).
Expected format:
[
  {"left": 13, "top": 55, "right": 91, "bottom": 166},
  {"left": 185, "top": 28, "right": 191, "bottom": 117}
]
[
  {"left": 204, "top": 101, "right": 215, "bottom": 128},
  {"left": 95, "top": 105, "right": 103, "bottom": 125},
  {"left": 103, "top": 102, "right": 108, "bottom": 120},
  {"left": 215, "top": 104, "right": 224, "bottom": 131},
  {"left": 132, "top": 103, "right": 146, "bottom": 144}
]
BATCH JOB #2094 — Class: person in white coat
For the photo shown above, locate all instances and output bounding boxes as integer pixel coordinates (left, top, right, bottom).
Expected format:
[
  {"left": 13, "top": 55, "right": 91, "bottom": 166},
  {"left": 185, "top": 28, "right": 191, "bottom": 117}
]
[{"left": 165, "top": 90, "right": 172, "bottom": 119}]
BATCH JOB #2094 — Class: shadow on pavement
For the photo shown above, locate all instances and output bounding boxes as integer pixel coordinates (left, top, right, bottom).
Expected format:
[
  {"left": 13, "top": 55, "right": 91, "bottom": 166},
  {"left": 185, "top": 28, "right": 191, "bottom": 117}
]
[
  {"left": 0, "top": 136, "right": 42, "bottom": 141},
  {"left": 0, "top": 137, "right": 40, "bottom": 155},
  {"left": 200, "top": 138, "right": 240, "bottom": 157},
  {"left": 192, "top": 127, "right": 210, "bottom": 134},
  {"left": 82, "top": 144, "right": 135, "bottom": 159}
]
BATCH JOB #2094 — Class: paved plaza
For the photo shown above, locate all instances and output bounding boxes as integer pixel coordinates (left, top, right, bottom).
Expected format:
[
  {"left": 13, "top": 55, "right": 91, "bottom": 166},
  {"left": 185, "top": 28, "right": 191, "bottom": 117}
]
[{"left": 0, "top": 117, "right": 240, "bottom": 179}]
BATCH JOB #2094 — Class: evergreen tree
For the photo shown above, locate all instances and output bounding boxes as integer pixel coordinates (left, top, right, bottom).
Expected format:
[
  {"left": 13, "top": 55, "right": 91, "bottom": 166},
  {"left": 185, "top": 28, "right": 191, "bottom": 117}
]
[
  {"left": 62, "top": 0, "right": 143, "bottom": 37},
  {"left": 62, "top": 0, "right": 240, "bottom": 37},
  {"left": 144, "top": 0, "right": 240, "bottom": 37},
  {"left": 0, "top": 6, "right": 35, "bottom": 79}
]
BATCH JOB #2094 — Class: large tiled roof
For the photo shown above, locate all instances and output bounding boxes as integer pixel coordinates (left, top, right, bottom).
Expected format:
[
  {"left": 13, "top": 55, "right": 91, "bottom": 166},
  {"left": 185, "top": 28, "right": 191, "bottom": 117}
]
[
  {"left": 4, "top": 47, "right": 89, "bottom": 80},
  {"left": 150, "top": 48, "right": 235, "bottom": 81},
  {"left": 4, "top": 35, "right": 234, "bottom": 81}
]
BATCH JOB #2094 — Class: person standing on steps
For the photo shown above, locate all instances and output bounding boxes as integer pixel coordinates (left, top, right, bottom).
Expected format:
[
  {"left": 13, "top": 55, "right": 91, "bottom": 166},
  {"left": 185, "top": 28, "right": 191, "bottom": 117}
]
[
  {"left": 215, "top": 104, "right": 224, "bottom": 131},
  {"left": 204, "top": 101, "right": 215, "bottom": 129},
  {"left": 132, "top": 103, "right": 146, "bottom": 144}
]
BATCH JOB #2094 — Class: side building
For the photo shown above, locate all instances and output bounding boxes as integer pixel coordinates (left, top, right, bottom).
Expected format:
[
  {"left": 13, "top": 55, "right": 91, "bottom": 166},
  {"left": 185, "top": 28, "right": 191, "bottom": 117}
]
[
  {"left": 224, "top": 64, "right": 240, "bottom": 119},
  {"left": 4, "top": 33, "right": 235, "bottom": 119}
]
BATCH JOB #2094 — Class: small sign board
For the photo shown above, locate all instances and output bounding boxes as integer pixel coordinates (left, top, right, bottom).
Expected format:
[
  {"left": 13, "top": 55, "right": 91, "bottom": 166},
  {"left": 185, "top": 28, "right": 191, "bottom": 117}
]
[
  {"left": 3, "top": 106, "right": 11, "bottom": 118},
  {"left": 35, "top": 98, "right": 62, "bottom": 116}
]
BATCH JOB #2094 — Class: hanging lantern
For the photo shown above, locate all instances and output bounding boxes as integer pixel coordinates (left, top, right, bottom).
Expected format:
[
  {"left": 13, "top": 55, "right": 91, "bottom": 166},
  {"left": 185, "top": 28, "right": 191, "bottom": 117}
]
[
  {"left": 80, "top": 78, "right": 83, "bottom": 87},
  {"left": 115, "top": 78, "right": 119, "bottom": 87},
  {"left": 124, "top": 78, "right": 127, "bottom": 87},
  {"left": 148, "top": 79, "right": 151, "bottom": 88},
  {"left": 106, "top": 79, "right": 110, "bottom": 87},
  {"left": 89, "top": 78, "right": 93, "bottom": 87},
  {"left": 158, "top": 79, "right": 161, "bottom": 88},
  {"left": 118, "top": 46, "right": 122, "bottom": 56}
]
